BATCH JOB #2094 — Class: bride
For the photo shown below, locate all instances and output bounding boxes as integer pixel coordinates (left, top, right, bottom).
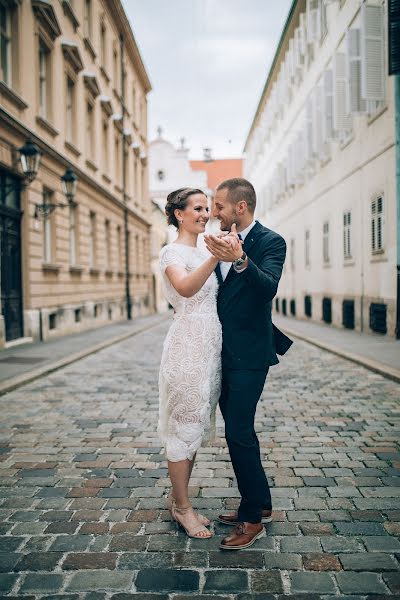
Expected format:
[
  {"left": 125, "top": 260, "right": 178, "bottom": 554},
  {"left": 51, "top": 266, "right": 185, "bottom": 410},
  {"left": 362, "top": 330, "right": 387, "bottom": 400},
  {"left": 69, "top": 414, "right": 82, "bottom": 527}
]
[{"left": 158, "top": 187, "right": 240, "bottom": 539}]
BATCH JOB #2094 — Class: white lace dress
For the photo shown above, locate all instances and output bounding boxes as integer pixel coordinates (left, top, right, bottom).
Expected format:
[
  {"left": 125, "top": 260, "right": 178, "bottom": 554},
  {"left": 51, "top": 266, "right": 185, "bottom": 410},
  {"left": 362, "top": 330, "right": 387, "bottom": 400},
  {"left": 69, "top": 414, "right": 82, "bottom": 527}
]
[{"left": 158, "top": 243, "right": 222, "bottom": 462}]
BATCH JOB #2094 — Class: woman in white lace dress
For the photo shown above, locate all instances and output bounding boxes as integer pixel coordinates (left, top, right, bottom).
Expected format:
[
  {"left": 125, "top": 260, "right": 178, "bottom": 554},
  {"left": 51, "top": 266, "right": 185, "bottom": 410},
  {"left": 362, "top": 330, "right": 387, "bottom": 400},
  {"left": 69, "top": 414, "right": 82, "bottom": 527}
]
[{"left": 158, "top": 188, "right": 240, "bottom": 539}]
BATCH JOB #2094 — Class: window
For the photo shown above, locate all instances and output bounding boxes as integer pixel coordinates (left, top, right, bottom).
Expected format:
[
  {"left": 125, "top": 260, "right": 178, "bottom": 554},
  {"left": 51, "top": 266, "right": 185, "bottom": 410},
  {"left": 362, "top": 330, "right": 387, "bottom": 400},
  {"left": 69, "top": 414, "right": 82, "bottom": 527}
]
[
  {"left": 69, "top": 203, "right": 78, "bottom": 266},
  {"left": 343, "top": 210, "right": 351, "bottom": 259},
  {"left": 132, "top": 84, "right": 136, "bottom": 118},
  {"left": 105, "top": 219, "right": 111, "bottom": 270},
  {"left": 89, "top": 211, "right": 97, "bottom": 268},
  {"left": 305, "top": 229, "right": 310, "bottom": 267},
  {"left": 290, "top": 238, "right": 295, "bottom": 271},
  {"left": 66, "top": 76, "right": 75, "bottom": 141},
  {"left": 371, "top": 196, "right": 384, "bottom": 254},
  {"left": 0, "top": 2, "right": 11, "bottom": 86},
  {"left": 100, "top": 21, "right": 106, "bottom": 67},
  {"left": 323, "top": 221, "right": 330, "bottom": 263},
  {"left": 117, "top": 225, "right": 122, "bottom": 270},
  {"left": 102, "top": 117, "right": 109, "bottom": 170},
  {"left": 39, "top": 41, "right": 49, "bottom": 118},
  {"left": 157, "top": 170, "right": 165, "bottom": 181},
  {"left": 115, "top": 134, "right": 120, "bottom": 183},
  {"left": 86, "top": 102, "right": 94, "bottom": 158},
  {"left": 43, "top": 189, "right": 53, "bottom": 263},
  {"left": 84, "top": 0, "right": 92, "bottom": 39},
  {"left": 113, "top": 47, "right": 118, "bottom": 90}
]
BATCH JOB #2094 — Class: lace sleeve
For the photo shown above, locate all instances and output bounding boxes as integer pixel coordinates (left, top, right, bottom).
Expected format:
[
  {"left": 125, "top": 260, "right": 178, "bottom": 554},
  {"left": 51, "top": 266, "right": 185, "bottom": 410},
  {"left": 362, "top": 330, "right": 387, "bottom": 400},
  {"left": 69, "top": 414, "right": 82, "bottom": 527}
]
[{"left": 159, "top": 245, "right": 187, "bottom": 273}]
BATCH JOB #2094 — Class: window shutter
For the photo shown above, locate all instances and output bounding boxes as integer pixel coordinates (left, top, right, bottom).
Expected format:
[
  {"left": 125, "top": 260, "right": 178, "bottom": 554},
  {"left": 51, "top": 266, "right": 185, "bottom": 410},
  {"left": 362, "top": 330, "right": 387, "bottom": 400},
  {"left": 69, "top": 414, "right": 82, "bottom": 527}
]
[
  {"left": 307, "top": 0, "right": 321, "bottom": 42},
  {"left": 389, "top": 0, "right": 400, "bottom": 75},
  {"left": 306, "top": 96, "right": 314, "bottom": 162},
  {"left": 333, "top": 51, "right": 352, "bottom": 134},
  {"left": 361, "top": 3, "right": 385, "bottom": 101},
  {"left": 346, "top": 29, "right": 366, "bottom": 113},
  {"left": 323, "top": 69, "right": 334, "bottom": 141}
]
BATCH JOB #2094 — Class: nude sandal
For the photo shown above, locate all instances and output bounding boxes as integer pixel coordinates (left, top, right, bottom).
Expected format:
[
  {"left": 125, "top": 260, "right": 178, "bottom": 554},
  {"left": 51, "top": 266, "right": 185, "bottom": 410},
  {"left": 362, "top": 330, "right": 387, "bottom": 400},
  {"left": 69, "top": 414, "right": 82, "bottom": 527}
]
[
  {"left": 171, "top": 504, "right": 213, "bottom": 539},
  {"left": 166, "top": 493, "right": 211, "bottom": 526}
]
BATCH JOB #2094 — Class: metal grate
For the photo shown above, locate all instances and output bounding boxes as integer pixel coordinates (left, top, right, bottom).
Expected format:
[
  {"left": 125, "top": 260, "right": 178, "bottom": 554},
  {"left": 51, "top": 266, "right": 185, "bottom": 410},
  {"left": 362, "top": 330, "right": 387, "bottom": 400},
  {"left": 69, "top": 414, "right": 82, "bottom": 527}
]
[
  {"left": 304, "top": 295, "right": 312, "bottom": 318},
  {"left": 369, "top": 302, "right": 387, "bottom": 334},
  {"left": 275, "top": 298, "right": 280, "bottom": 313},
  {"left": 342, "top": 299, "right": 355, "bottom": 329},
  {"left": 290, "top": 299, "right": 296, "bottom": 316},
  {"left": 322, "top": 297, "right": 332, "bottom": 324},
  {"left": 282, "top": 299, "right": 287, "bottom": 316}
]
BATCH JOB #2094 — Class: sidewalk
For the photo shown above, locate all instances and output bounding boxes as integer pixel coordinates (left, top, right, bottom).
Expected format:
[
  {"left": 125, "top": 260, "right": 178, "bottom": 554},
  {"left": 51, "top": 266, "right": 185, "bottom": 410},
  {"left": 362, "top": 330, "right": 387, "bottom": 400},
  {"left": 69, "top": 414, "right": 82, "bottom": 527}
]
[
  {"left": 274, "top": 314, "right": 400, "bottom": 383},
  {"left": 0, "top": 312, "right": 170, "bottom": 396}
]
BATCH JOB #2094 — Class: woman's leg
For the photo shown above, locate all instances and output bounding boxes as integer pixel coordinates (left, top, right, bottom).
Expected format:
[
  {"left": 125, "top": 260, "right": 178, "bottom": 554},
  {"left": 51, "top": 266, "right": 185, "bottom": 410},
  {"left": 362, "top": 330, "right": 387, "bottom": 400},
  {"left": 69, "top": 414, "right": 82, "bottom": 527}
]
[{"left": 168, "top": 459, "right": 191, "bottom": 507}]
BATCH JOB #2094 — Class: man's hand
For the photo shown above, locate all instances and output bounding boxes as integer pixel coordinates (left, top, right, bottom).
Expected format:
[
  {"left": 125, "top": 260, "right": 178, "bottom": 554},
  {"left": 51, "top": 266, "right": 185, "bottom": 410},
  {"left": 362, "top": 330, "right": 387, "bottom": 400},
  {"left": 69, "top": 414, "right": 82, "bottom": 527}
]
[{"left": 204, "top": 223, "right": 243, "bottom": 262}]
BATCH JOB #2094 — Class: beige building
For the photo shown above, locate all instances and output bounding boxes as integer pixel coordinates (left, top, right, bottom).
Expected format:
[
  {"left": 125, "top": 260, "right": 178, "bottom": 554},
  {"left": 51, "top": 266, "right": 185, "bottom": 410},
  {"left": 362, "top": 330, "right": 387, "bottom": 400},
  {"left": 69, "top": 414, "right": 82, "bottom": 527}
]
[
  {"left": 245, "top": 0, "right": 398, "bottom": 337},
  {"left": 0, "top": 0, "right": 153, "bottom": 347}
]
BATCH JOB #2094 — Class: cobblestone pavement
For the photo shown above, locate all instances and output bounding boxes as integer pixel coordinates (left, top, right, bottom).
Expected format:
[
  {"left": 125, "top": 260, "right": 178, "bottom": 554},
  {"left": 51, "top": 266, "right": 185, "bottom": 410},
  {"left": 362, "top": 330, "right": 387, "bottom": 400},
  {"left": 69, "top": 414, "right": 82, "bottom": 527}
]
[{"left": 0, "top": 319, "right": 399, "bottom": 599}]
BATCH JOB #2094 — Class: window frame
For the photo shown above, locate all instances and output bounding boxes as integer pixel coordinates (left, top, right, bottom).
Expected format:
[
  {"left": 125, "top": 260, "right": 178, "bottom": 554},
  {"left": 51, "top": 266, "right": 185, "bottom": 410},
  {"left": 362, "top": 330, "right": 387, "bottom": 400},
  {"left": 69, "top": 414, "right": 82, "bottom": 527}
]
[
  {"left": 0, "top": 1, "right": 11, "bottom": 86},
  {"left": 371, "top": 194, "right": 385, "bottom": 255}
]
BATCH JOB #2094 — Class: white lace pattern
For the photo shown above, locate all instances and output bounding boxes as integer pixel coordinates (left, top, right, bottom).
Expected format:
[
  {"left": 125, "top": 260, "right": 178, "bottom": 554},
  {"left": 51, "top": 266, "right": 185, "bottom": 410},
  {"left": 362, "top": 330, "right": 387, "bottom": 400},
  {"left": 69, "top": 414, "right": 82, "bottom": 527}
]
[{"left": 158, "top": 243, "right": 222, "bottom": 462}]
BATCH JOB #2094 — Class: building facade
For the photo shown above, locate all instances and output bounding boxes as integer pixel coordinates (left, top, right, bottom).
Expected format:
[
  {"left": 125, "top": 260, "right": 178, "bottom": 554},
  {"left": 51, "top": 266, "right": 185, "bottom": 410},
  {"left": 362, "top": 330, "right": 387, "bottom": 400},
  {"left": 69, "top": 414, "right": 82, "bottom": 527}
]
[
  {"left": 245, "top": 0, "right": 398, "bottom": 337},
  {"left": 0, "top": 0, "right": 152, "bottom": 347}
]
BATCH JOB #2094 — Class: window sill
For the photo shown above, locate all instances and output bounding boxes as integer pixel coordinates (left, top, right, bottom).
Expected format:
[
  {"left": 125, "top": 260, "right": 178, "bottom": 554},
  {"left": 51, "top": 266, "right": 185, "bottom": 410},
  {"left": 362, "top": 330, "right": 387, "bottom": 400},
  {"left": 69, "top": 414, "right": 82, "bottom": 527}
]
[
  {"left": 368, "top": 104, "right": 388, "bottom": 126},
  {"left": 69, "top": 265, "right": 83, "bottom": 274},
  {"left": 86, "top": 159, "right": 98, "bottom": 172},
  {"left": 0, "top": 81, "right": 28, "bottom": 109},
  {"left": 100, "top": 66, "right": 110, "bottom": 83},
  {"left": 322, "top": 262, "right": 332, "bottom": 269},
  {"left": 36, "top": 116, "right": 59, "bottom": 137},
  {"left": 84, "top": 37, "right": 96, "bottom": 60},
  {"left": 89, "top": 268, "right": 100, "bottom": 276},
  {"left": 42, "top": 263, "right": 60, "bottom": 273},
  {"left": 65, "top": 140, "right": 81, "bottom": 157},
  {"left": 371, "top": 252, "right": 387, "bottom": 263},
  {"left": 339, "top": 132, "right": 354, "bottom": 150},
  {"left": 343, "top": 258, "right": 355, "bottom": 267}
]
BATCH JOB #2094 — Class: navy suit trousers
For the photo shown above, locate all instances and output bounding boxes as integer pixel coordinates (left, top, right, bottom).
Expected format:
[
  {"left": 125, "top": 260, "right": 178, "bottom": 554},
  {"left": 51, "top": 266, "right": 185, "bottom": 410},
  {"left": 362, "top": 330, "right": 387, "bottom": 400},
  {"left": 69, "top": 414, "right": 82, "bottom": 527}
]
[{"left": 219, "top": 366, "right": 272, "bottom": 523}]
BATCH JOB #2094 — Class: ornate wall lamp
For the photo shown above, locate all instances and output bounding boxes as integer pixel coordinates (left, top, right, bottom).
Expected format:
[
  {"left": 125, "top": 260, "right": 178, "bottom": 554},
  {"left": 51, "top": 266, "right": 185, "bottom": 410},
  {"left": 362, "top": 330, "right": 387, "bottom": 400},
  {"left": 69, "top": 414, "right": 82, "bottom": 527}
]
[{"left": 34, "top": 167, "right": 78, "bottom": 220}]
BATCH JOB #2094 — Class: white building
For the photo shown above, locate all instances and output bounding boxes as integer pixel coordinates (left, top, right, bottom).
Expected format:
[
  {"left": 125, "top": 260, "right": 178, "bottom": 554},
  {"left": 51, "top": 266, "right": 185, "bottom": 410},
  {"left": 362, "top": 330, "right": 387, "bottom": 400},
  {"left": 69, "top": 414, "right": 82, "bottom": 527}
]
[
  {"left": 245, "top": 0, "right": 397, "bottom": 337},
  {"left": 148, "top": 129, "right": 210, "bottom": 312}
]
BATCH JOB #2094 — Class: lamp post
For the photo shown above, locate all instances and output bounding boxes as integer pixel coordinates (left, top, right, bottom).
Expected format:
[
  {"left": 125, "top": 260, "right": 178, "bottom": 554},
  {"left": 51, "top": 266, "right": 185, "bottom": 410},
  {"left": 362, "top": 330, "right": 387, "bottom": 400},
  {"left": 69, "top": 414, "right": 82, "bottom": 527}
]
[{"left": 34, "top": 167, "right": 77, "bottom": 220}]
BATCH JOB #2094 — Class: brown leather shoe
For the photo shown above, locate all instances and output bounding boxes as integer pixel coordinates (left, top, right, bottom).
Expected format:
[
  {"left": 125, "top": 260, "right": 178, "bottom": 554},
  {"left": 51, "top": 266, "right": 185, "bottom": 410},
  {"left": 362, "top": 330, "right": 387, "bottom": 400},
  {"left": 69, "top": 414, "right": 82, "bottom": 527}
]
[
  {"left": 220, "top": 522, "right": 266, "bottom": 550},
  {"left": 218, "top": 509, "right": 272, "bottom": 525}
]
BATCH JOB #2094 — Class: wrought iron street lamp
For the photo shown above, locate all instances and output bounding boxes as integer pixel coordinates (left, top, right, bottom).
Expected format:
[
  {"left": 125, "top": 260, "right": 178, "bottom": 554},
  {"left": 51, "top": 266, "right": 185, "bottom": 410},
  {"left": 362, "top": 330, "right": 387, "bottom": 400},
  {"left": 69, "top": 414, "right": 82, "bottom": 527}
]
[
  {"left": 19, "top": 138, "right": 42, "bottom": 183},
  {"left": 34, "top": 167, "right": 78, "bottom": 220}
]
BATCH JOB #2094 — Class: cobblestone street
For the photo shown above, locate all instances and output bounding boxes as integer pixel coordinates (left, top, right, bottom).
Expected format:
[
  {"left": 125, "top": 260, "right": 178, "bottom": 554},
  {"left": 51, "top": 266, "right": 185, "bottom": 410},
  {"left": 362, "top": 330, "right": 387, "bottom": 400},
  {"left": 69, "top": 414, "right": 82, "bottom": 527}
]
[{"left": 0, "top": 318, "right": 399, "bottom": 599}]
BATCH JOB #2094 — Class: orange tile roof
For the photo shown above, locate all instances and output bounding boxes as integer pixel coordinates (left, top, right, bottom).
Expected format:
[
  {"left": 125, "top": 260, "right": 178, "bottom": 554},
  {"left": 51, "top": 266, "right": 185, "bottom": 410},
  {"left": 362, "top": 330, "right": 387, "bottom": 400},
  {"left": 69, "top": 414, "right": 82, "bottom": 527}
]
[{"left": 190, "top": 158, "right": 243, "bottom": 193}]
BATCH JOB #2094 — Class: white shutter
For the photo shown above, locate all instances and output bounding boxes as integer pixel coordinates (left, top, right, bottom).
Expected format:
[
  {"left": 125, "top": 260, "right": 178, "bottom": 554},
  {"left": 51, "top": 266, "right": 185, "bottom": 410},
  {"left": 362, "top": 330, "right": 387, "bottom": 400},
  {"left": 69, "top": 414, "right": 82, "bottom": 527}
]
[
  {"left": 333, "top": 51, "right": 352, "bottom": 134},
  {"left": 323, "top": 69, "right": 334, "bottom": 141},
  {"left": 299, "top": 13, "right": 307, "bottom": 56},
  {"left": 346, "top": 29, "right": 366, "bottom": 114},
  {"left": 361, "top": 3, "right": 385, "bottom": 101},
  {"left": 307, "top": 0, "right": 321, "bottom": 43}
]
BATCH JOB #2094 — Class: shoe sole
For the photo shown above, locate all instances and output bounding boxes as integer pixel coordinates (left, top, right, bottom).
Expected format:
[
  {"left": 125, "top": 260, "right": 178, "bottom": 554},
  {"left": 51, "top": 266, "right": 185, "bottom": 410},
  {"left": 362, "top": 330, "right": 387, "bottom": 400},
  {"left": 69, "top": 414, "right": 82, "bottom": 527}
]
[
  {"left": 218, "top": 516, "right": 273, "bottom": 525},
  {"left": 220, "top": 526, "right": 266, "bottom": 550}
]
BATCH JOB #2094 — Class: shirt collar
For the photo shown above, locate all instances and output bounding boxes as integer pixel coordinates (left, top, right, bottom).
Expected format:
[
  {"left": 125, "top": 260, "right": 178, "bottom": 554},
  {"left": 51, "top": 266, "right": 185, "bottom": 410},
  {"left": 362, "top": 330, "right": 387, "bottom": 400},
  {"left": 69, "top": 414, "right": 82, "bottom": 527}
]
[{"left": 238, "top": 220, "right": 256, "bottom": 242}]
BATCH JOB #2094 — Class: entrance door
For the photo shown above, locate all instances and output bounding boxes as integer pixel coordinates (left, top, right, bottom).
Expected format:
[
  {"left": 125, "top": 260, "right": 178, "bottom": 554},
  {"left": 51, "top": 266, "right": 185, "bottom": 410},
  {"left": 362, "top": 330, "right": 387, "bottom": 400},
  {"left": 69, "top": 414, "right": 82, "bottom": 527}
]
[{"left": 0, "top": 172, "right": 23, "bottom": 341}]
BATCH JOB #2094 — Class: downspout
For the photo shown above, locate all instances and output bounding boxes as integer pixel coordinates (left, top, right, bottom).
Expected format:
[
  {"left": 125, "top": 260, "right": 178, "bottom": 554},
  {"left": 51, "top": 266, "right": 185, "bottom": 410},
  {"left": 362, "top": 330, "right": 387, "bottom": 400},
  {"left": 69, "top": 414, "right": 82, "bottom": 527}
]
[
  {"left": 395, "top": 75, "right": 400, "bottom": 338},
  {"left": 120, "top": 33, "right": 132, "bottom": 320}
]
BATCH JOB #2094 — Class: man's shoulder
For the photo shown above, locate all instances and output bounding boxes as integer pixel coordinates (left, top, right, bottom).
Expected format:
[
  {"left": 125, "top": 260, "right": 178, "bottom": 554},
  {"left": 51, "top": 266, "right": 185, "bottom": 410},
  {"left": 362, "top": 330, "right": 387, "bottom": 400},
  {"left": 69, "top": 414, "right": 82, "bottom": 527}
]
[{"left": 254, "top": 221, "right": 286, "bottom": 246}]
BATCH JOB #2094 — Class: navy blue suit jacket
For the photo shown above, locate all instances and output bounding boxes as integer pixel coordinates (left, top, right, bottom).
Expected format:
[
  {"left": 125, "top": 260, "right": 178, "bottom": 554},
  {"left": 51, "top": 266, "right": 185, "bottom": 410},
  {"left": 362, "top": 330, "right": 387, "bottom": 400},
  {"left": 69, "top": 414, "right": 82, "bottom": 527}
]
[{"left": 216, "top": 220, "right": 292, "bottom": 370}]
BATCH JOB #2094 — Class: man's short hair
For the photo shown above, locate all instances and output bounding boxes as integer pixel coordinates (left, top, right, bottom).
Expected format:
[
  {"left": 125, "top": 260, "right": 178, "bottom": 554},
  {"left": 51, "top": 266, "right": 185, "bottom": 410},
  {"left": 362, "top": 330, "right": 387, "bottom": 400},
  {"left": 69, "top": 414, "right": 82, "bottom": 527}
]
[{"left": 216, "top": 178, "right": 256, "bottom": 213}]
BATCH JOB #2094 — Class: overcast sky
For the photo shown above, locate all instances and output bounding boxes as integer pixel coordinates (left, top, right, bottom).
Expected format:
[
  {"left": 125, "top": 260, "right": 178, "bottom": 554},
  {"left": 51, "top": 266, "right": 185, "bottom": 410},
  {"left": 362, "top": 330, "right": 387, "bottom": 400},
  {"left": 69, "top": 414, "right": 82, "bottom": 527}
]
[{"left": 122, "top": 0, "right": 293, "bottom": 159}]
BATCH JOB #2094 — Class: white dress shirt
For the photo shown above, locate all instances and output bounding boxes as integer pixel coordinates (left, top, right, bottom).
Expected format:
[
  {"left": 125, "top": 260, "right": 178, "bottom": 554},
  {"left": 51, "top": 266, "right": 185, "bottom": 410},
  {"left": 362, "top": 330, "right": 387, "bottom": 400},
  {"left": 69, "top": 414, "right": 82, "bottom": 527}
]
[{"left": 220, "top": 220, "right": 256, "bottom": 281}]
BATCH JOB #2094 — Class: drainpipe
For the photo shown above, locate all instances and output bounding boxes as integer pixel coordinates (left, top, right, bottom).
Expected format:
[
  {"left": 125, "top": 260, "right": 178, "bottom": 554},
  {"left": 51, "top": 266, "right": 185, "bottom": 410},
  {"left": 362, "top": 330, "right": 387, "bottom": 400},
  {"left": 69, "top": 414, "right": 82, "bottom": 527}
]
[
  {"left": 120, "top": 33, "right": 132, "bottom": 320},
  {"left": 395, "top": 75, "right": 400, "bottom": 338}
]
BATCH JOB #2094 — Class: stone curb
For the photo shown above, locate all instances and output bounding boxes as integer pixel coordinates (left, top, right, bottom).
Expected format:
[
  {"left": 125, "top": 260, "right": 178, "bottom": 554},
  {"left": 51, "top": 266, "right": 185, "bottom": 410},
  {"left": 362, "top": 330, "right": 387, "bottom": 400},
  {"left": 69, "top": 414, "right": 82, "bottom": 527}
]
[
  {"left": 0, "top": 313, "right": 170, "bottom": 397},
  {"left": 280, "top": 325, "right": 400, "bottom": 384}
]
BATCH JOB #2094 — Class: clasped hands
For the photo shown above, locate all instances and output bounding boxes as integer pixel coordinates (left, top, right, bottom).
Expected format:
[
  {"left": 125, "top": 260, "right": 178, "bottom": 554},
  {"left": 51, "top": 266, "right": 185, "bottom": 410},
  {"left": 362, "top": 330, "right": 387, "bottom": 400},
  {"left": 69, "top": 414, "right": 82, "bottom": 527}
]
[{"left": 204, "top": 223, "right": 243, "bottom": 262}]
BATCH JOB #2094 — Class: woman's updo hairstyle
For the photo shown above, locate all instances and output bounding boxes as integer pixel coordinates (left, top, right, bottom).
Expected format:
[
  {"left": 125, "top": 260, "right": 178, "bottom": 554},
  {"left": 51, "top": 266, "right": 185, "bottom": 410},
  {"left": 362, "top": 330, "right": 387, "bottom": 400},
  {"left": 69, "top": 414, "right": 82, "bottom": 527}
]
[{"left": 165, "top": 188, "right": 205, "bottom": 229}]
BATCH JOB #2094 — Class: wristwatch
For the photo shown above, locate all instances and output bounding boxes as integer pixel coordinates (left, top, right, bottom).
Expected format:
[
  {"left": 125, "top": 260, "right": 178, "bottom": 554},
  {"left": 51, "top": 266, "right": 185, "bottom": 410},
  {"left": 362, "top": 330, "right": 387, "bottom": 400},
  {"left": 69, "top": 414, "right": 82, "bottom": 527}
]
[{"left": 233, "top": 251, "right": 247, "bottom": 268}]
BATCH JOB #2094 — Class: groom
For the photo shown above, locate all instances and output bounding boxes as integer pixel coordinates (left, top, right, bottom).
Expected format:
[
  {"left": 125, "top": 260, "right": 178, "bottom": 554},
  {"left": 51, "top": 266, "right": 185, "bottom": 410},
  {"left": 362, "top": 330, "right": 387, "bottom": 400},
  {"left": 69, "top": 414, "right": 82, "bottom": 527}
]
[{"left": 204, "top": 177, "right": 292, "bottom": 550}]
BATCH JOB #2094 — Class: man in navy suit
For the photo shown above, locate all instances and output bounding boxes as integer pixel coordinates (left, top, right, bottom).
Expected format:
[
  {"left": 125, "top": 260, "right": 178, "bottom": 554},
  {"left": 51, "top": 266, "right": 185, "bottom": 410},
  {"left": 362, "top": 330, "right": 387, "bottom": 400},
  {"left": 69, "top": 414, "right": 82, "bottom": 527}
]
[{"left": 204, "top": 178, "right": 292, "bottom": 550}]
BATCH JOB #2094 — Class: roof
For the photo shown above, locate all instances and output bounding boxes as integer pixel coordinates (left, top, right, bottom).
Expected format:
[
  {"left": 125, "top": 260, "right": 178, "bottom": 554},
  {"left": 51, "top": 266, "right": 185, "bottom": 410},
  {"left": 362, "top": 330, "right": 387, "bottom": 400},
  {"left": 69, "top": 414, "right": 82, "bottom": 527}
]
[{"left": 190, "top": 158, "right": 243, "bottom": 192}]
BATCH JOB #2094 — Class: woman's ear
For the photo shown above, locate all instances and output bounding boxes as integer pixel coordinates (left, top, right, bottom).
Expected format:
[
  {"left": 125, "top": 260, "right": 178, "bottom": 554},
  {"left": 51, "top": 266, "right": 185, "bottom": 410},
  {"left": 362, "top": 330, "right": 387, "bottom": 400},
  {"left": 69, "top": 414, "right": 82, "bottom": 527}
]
[{"left": 174, "top": 208, "right": 182, "bottom": 223}]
